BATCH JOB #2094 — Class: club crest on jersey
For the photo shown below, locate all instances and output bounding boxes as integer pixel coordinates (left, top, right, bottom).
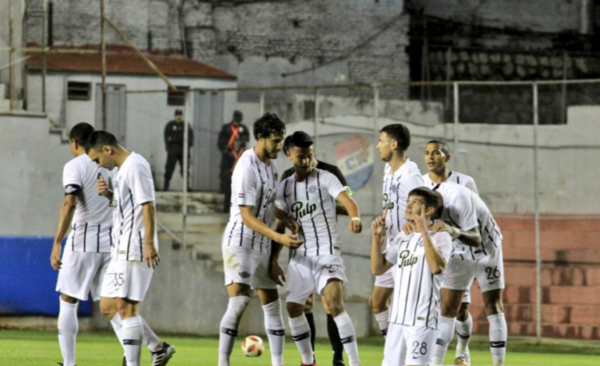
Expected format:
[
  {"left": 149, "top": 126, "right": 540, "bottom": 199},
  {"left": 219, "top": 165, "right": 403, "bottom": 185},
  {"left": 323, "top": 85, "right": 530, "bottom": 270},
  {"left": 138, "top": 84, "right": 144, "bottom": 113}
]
[
  {"left": 308, "top": 185, "right": 318, "bottom": 194},
  {"left": 291, "top": 201, "right": 317, "bottom": 220},
  {"left": 398, "top": 250, "right": 418, "bottom": 269}
]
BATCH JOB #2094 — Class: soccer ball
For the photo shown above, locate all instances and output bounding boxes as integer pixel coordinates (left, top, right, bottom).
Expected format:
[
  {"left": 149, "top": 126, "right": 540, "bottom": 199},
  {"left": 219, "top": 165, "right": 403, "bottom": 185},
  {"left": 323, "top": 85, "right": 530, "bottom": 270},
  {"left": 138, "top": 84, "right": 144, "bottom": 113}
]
[{"left": 241, "top": 335, "right": 264, "bottom": 357}]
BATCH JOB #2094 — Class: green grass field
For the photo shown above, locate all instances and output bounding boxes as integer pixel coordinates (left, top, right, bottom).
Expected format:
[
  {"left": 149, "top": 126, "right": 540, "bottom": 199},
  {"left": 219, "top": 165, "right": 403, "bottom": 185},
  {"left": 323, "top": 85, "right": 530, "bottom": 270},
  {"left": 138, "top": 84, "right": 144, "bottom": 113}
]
[{"left": 2, "top": 329, "right": 600, "bottom": 366}]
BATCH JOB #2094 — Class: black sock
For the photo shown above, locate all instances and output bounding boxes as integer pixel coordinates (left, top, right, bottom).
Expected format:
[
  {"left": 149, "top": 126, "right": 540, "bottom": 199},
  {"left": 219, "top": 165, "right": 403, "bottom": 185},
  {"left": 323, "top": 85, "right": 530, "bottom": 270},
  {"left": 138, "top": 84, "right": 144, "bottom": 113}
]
[
  {"left": 305, "top": 312, "right": 316, "bottom": 353},
  {"left": 327, "top": 313, "right": 344, "bottom": 362}
]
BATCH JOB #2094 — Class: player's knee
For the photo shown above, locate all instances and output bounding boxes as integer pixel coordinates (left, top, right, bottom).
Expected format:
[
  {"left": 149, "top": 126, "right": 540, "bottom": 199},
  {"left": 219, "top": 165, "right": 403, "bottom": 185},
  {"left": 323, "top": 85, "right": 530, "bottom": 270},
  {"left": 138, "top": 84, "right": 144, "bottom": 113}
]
[
  {"left": 440, "top": 301, "right": 459, "bottom": 318},
  {"left": 99, "top": 299, "right": 117, "bottom": 319},
  {"left": 60, "top": 294, "right": 78, "bottom": 304},
  {"left": 483, "top": 299, "right": 503, "bottom": 316},
  {"left": 286, "top": 302, "right": 304, "bottom": 318},
  {"left": 326, "top": 299, "right": 344, "bottom": 317},
  {"left": 456, "top": 303, "right": 470, "bottom": 321},
  {"left": 368, "top": 293, "right": 385, "bottom": 314}
]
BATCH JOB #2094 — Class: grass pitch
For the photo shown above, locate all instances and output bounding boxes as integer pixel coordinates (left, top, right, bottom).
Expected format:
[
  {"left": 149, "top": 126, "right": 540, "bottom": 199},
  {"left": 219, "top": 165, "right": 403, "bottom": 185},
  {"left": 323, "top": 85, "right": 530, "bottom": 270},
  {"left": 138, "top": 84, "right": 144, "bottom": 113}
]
[{"left": 1, "top": 329, "right": 600, "bottom": 365}]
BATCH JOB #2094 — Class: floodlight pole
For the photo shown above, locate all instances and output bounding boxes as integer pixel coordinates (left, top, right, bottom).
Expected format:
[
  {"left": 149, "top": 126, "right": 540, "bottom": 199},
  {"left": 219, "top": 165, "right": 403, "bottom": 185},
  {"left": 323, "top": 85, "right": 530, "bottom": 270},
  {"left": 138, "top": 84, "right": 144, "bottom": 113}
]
[
  {"left": 372, "top": 84, "right": 380, "bottom": 218},
  {"left": 100, "top": 0, "right": 107, "bottom": 130},
  {"left": 314, "top": 88, "right": 319, "bottom": 151},
  {"left": 533, "top": 82, "right": 542, "bottom": 342}
]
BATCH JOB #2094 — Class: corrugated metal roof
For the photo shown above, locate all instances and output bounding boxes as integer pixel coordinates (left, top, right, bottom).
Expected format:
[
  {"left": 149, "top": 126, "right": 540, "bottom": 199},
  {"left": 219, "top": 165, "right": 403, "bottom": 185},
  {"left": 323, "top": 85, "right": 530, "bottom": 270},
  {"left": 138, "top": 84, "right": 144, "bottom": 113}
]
[{"left": 27, "top": 48, "right": 236, "bottom": 80}]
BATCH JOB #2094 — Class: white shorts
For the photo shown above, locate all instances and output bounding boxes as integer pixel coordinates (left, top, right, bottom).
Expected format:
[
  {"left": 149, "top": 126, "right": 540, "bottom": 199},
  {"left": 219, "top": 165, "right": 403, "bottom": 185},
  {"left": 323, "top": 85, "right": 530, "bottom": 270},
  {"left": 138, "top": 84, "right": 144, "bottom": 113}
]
[
  {"left": 56, "top": 250, "right": 111, "bottom": 301},
  {"left": 222, "top": 247, "right": 277, "bottom": 290},
  {"left": 100, "top": 260, "right": 154, "bottom": 302},
  {"left": 383, "top": 323, "right": 435, "bottom": 366},
  {"left": 374, "top": 266, "right": 395, "bottom": 289},
  {"left": 442, "top": 245, "right": 505, "bottom": 294},
  {"left": 286, "top": 255, "right": 347, "bottom": 305}
]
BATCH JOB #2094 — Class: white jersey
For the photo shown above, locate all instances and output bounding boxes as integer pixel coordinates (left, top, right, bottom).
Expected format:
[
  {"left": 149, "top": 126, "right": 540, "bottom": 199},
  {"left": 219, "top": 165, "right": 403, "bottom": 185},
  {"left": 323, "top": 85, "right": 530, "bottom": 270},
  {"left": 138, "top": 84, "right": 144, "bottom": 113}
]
[
  {"left": 276, "top": 169, "right": 346, "bottom": 257},
  {"left": 112, "top": 152, "right": 158, "bottom": 262},
  {"left": 433, "top": 182, "right": 502, "bottom": 261},
  {"left": 423, "top": 171, "right": 479, "bottom": 194},
  {"left": 382, "top": 159, "right": 424, "bottom": 245},
  {"left": 386, "top": 231, "right": 452, "bottom": 329},
  {"left": 63, "top": 154, "right": 113, "bottom": 253},
  {"left": 223, "top": 149, "right": 278, "bottom": 253}
]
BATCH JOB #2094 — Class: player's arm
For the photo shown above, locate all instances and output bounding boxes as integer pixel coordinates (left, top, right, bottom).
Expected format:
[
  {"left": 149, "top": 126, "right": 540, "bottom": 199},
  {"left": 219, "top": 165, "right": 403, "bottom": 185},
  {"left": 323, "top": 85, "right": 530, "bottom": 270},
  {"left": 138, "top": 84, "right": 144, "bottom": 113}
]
[
  {"left": 431, "top": 192, "right": 481, "bottom": 247},
  {"left": 328, "top": 165, "right": 351, "bottom": 216},
  {"left": 336, "top": 191, "right": 362, "bottom": 233},
  {"left": 50, "top": 193, "right": 78, "bottom": 270},
  {"left": 141, "top": 201, "right": 160, "bottom": 268},
  {"left": 269, "top": 219, "right": 287, "bottom": 286},
  {"left": 370, "top": 210, "right": 393, "bottom": 275},
  {"left": 239, "top": 206, "right": 302, "bottom": 248},
  {"left": 431, "top": 222, "right": 480, "bottom": 247},
  {"left": 274, "top": 207, "right": 299, "bottom": 234}
]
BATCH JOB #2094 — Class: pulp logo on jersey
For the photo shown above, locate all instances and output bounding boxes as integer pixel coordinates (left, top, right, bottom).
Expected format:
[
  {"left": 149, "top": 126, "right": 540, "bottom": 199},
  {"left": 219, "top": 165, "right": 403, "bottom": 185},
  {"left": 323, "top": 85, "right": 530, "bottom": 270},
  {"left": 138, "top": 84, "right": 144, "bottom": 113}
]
[
  {"left": 382, "top": 193, "right": 395, "bottom": 209},
  {"left": 263, "top": 188, "right": 275, "bottom": 208},
  {"left": 398, "top": 250, "right": 419, "bottom": 269},
  {"left": 291, "top": 201, "right": 317, "bottom": 220}
]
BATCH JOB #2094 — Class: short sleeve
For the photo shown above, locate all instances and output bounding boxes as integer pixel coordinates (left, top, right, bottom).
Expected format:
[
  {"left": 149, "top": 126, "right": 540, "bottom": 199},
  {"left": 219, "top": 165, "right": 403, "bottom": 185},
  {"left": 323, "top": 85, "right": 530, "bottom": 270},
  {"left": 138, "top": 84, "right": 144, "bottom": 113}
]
[
  {"left": 63, "top": 161, "right": 82, "bottom": 188},
  {"left": 465, "top": 178, "right": 479, "bottom": 195},
  {"left": 431, "top": 232, "right": 452, "bottom": 262},
  {"left": 232, "top": 162, "right": 258, "bottom": 206},
  {"left": 403, "top": 170, "right": 425, "bottom": 194},
  {"left": 129, "top": 160, "right": 155, "bottom": 205},
  {"left": 454, "top": 192, "right": 478, "bottom": 231},
  {"left": 321, "top": 171, "right": 346, "bottom": 200},
  {"left": 275, "top": 180, "right": 289, "bottom": 212},
  {"left": 384, "top": 232, "right": 406, "bottom": 264}
]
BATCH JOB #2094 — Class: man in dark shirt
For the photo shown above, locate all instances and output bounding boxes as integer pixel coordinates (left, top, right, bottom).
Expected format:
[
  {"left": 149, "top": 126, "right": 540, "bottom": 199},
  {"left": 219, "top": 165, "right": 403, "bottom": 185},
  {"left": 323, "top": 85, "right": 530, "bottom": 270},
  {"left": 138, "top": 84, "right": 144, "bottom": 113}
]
[
  {"left": 163, "top": 109, "right": 194, "bottom": 191},
  {"left": 279, "top": 132, "right": 352, "bottom": 366},
  {"left": 217, "top": 111, "right": 250, "bottom": 212}
]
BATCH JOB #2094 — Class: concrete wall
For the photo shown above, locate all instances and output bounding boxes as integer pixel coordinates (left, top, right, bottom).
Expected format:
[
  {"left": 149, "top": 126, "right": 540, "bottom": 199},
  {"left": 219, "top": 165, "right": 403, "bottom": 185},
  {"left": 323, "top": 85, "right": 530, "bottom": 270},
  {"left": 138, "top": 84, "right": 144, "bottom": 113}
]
[
  {"left": 0, "top": 113, "right": 71, "bottom": 236},
  {"left": 26, "top": 73, "right": 237, "bottom": 190}
]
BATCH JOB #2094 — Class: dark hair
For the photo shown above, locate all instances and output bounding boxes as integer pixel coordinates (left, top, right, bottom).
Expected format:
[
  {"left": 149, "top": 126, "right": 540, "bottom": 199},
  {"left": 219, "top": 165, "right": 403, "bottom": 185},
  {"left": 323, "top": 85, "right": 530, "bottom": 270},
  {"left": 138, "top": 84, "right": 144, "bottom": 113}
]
[
  {"left": 253, "top": 113, "right": 285, "bottom": 140},
  {"left": 69, "top": 123, "right": 95, "bottom": 146},
  {"left": 233, "top": 110, "right": 243, "bottom": 122},
  {"left": 409, "top": 187, "right": 442, "bottom": 219},
  {"left": 85, "top": 131, "right": 120, "bottom": 153},
  {"left": 381, "top": 124, "right": 411, "bottom": 151},
  {"left": 283, "top": 131, "right": 313, "bottom": 153},
  {"left": 427, "top": 139, "right": 450, "bottom": 155}
]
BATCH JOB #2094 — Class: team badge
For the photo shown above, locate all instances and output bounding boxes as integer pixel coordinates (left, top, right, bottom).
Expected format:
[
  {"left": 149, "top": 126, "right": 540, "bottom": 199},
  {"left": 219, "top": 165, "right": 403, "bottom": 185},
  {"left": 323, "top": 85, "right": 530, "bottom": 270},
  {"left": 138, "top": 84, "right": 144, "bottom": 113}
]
[{"left": 308, "top": 185, "right": 318, "bottom": 194}]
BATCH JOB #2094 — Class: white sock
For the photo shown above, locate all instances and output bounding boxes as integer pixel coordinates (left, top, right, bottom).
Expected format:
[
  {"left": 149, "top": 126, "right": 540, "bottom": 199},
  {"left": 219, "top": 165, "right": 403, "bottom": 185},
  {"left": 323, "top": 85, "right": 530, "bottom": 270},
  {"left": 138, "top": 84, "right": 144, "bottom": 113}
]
[
  {"left": 431, "top": 316, "right": 456, "bottom": 364},
  {"left": 456, "top": 313, "right": 472, "bottom": 355},
  {"left": 262, "top": 299, "right": 285, "bottom": 366},
  {"left": 488, "top": 313, "right": 507, "bottom": 366},
  {"left": 334, "top": 312, "right": 361, "bottom": 366},
  {"left": 141, "top": 317, "right": 162, "bottom": 352},
  {"left": 375, "top": 310, "right": 389, "bottom": 338},
  {"left": 58, "top": 298, "right": 78, "bottom": 366},
  {"left": 218, "top": 296, "right": 250, "bottom": 366},
  {"left": 289, "top": 315, "right": 314, "bottom": 365},
  {"left": 122, "top": 316, "right": 143, "bottom": 366},
  {"left": 110, "top": 312, "right": 124, "bottom": 346}
]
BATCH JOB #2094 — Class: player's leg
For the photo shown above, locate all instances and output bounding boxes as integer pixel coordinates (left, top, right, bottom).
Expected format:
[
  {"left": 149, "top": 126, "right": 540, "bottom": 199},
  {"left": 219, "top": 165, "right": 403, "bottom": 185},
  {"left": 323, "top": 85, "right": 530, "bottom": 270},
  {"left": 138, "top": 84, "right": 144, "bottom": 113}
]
[
  {"left": 282, "top": 257, "right": 314, "bottom": 366},
  {"left": 320, "top": 259, "right": 361, "bottom": 366},
  {"left": 304, "top": 294, "right": 317, "bottom": 356},
  {"left": 116, "top": 298, "right": 144, "bottom": 366},
  {"left": 477, "top": 247, "right": 506, "bottom": 366},
  {"left": 369, "top": 268, "right": 394, "bottom": 338},
  {"left": 57, "top": 293, "right": 78, "bottom": 366},
  {"left": 454, "top": 290, "right": 473, "bottom": 366},
  {"left": 322, "top": 295, "right": 345, "bottom": 366}
]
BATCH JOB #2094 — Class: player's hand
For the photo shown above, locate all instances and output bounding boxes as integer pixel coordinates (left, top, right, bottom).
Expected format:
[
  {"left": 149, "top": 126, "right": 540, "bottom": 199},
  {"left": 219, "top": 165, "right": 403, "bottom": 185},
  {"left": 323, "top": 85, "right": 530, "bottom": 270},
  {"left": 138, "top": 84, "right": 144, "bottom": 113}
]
[
  {"left": 269, "top": 261, "right": 286, "bottom": 286},
  {"left": 50, "top": 243, "right": 62, "bottom": 271},
  {"left": 371, "top": 208, "right": 387, "bottom": 238},
  {"left": 144, "top": 243, "right": 161, "bottom": 269},
  {"left": 430, "top": 221, "right": 453, "bottom": 234},
  {"left": 97, "top": 176, "right": 112, "bottom": 200},
  {"left": 402, "top": 221, "right": 416, "bottom": 235},
  {"left": 277, "top": 233, "right": 303, "bottom": 249},
  {"left": 284, "top": 218, "right": 300, "bottom": 234},
  {"left": 412, "top": 205, "right": 429, "bottom": 233},
  {"left": 349, "top": 218, "right": 362, "bottom": 234}
]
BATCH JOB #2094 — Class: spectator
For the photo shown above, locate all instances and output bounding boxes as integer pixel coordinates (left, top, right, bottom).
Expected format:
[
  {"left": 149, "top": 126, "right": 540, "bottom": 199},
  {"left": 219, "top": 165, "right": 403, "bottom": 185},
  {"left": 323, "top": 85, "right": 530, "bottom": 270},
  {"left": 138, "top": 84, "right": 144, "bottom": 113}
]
[
  {"left": 163, "top": 109, "right": 194, "bottom": 191},
  {"left": 217, "top": 110, "right": 250, "bottom": 212}
]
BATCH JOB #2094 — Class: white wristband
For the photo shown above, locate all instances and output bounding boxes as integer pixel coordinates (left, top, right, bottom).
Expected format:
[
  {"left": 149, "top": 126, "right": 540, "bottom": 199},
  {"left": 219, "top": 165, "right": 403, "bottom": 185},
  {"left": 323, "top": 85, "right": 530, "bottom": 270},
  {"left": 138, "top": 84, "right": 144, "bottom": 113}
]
[
  {"left": 451, "top": 227, "right": 461, "bottom": 239},
  {"left": 351, "top": 217, "right": 361, "bottom": 222}
]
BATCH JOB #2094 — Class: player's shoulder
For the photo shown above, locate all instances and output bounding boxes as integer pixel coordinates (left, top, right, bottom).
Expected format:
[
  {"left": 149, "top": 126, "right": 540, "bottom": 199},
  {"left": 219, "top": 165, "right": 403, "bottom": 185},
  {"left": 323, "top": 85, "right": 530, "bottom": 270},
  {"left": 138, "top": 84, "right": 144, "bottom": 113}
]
[
  {"left": 451, "top": 170, "right": 476, "bottom": 183},
  {"left": 280, "top": 167, "right": 294, "bottom": 181},
  {"left": 431, "top": 231, "right": 452, "bottom": 242},
  {"left": 64, "top": 154, "right": 92, "bottom": 171}
]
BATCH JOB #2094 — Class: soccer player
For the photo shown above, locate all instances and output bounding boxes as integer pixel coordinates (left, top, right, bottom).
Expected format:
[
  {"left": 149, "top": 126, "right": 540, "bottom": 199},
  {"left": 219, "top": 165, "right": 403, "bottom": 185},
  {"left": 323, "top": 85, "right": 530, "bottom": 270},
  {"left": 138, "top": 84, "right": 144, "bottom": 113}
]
[
  {"left": 86, "top": 131, "right": 174, "bottom": 366},
  {"left": 274, "top": 131, "right": 363, "bottom": 366},
  {"left": 405, "top": 182, "right": 506, "bottom": 366},
  {"left": 370, "top": 124, "right": 424, "bottom": 339},
  {"left": 218, "top": 113, "right": 302, "bottom": 366},
  {"left": 371, "top": 187, "right": 451, "bottom": 366},
  {"left": 423, "top": 139, "right": 478, "bottom": 365},
  {"left": 280, "top": 132, "right": 352, "bottom": 366},
  {"left": 50, "top": 123, "right": 113, "bottom": 366}
]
